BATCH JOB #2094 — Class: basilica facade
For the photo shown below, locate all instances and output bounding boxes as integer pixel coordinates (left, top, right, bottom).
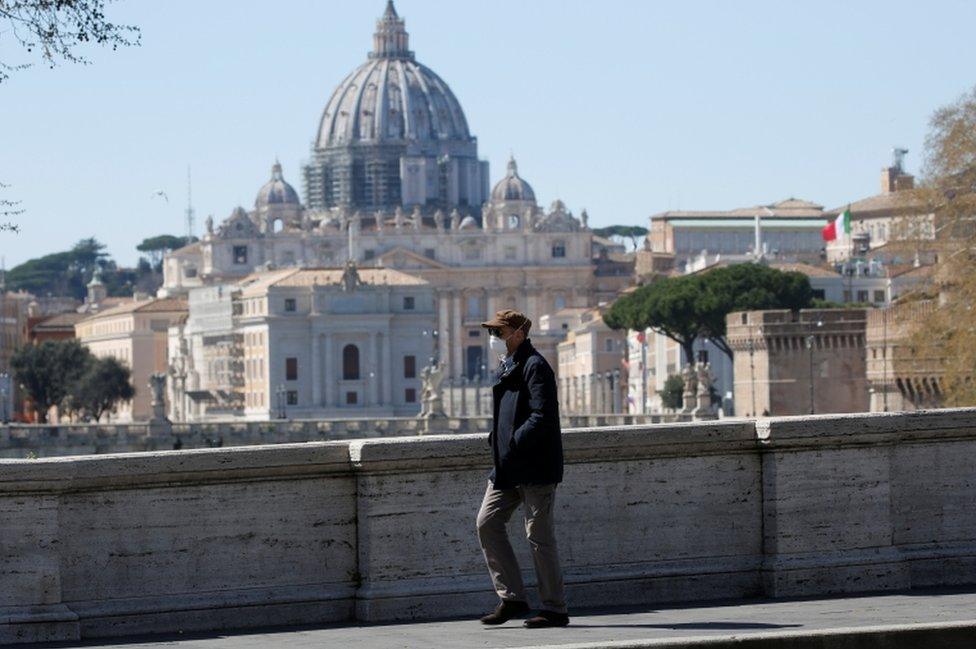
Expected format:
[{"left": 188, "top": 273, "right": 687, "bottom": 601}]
[{"left": 159, "top": 2, "right": 631, "bottom": 418}]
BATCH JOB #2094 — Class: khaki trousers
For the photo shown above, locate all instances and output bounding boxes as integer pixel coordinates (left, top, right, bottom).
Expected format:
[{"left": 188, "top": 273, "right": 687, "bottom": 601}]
[{"left": 475, "top": 480, "right": 567, "bottom": 614}]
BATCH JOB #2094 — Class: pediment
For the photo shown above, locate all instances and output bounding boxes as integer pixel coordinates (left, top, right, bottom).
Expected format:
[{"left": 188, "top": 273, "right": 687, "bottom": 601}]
[{"left": 377, "top": 246, "right": 448, "bottom": 270}]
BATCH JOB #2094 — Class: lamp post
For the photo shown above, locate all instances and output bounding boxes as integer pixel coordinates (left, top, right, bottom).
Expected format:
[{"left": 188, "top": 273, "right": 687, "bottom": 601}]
[
  {"left": 275, "top": 384, "right": 286, "bottom": 419},
  {"left": 612, "top": 369, "right": 620, "bottom": 414},
  {"left": 805, "top": 319, "right": 823, "bottom": 415},
  {"left": 882, "top": 308, "right": 889, "bottom": 412}
]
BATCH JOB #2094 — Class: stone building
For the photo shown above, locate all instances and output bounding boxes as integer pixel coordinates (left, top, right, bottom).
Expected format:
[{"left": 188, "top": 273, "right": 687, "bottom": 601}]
[
  {"left": 167, "top": 265, "right": 436, "bottom": 421},
  {"left": 159, "top": 2, "right": 631, "bottom": 383},
  {"left": 865, "top": 301, "right": 942, "bottom": 412},
  {"left": 824, "top": 152, "right": 935, "bottom": 264},
  {"left": 554, "top": 308, "right": 628, "bottom": 414},
  {"left": 75, "top": 298, "right": 187, "bottom": 422},
  {"left": 727, "top": 308, "right": 869, "bottom": 417},
  {"left": 643, "top": 198, "right": 828, "bottom": 277}
]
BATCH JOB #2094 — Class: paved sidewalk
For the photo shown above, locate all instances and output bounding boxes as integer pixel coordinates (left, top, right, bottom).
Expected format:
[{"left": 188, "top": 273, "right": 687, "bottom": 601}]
[{"left": 17, "top": 588, "right": 976, "bottom": 649}]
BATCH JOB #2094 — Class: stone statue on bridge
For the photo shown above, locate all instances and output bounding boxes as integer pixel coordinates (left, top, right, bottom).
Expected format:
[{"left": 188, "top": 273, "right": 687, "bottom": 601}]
[{"left": 418, "top": 358, "right": 446, "bottom": 421}]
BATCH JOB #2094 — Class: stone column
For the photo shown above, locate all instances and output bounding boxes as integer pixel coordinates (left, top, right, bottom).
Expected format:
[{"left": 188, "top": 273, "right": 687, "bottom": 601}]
[
  {"left": 369, "top": 332, "right": 379, "bottom": 407},
  {"left": 382, "top": 331, "right": 393, "bottom": 407},
  {"left": 452, "top": 292, "right": 463, "bottom": 380},
  {"left": 437, "top": 290, "right": 450, "bottom": 366},
  {"left": 323, "top": 332, "right": 333, "bottom": 408},
  {"left": 311, "top": 333, "right": 322, "bottom": 408}
]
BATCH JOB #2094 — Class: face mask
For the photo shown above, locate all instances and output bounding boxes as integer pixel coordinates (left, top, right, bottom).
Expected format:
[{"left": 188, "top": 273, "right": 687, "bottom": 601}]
[{"left": 489, "top": 334, "right": 508, "bottom": 360}]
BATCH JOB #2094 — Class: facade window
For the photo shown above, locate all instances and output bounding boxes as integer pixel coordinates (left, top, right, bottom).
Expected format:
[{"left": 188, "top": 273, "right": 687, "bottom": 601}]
[
  {"left": 554, "top": 295, "right": 566, "bottom": 310},
  {"left": 812, "top": 289, "right": 826, "bottom": 300},
  {"left": 364, "top": 249, "right": 375, "bottom": 260},
  {"left": 184, "top": 267, "right": 198, "bottom": 278},
  {"left": 285, "top": 357, "right": 298, "bottom": 381},
  {"left": 404, "top": 355, "right": 416, "bottom": 379},
  {"left": 605, "top": 338, "right": 614, "bottom": 352},
  {"left": 873, "top": 290, "right": 885, "bottom": 303},
  {"left": 233, "top": 245, "right": 248, "bottom": 265},
  {"left": 403, "top": 296, "right": 415, "bottom": 310},
  {"left": 343, "top": 344, "right": 360, "bottom": 380},
  {"left": 424, "top": 248, "right": 436, "bottom": 260},
  {"left": 466, "top": 294, "right": 483, "bottom": 319},
  {"left": 405, "top": 388, "right": 417, "bottom": 403},
  {"left": 468, "top": 329, "right": 481, "bottom": 338},
  {"left": 551, "top": 241, "right": 566, "bottom": 258},
  {"left": 286, "top": 390, "right": 298, "bottom": 405},
  {"left": 507, "top": 215, "right": 520, "bottom": 229},
  {"left": 843, "top": 290, "right": 852, "bottom": 303},
  {"left": 284, "top": 298, "right": 296, "bottom": 312},
  {"left": 857, "top": 290, "right": 869, "bottom": 303},
  {"left": 346, "top": 391, "right": 358, "bottom": 405},
  {"left": 463, "top": 245, "right": 482, "bottom": 261},
  {"left": 504, "top": 246, "right": 517, "bottom": 260}
]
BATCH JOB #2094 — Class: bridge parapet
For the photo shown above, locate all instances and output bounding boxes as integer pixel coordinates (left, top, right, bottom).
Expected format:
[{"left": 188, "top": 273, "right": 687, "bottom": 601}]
[{"left": 2, "top": 409, "right": 975, "bottom": 645}]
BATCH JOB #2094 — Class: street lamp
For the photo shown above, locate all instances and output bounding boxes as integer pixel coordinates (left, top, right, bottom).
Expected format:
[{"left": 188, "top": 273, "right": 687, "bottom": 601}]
[
  {"left": 612, "top": 369, "right": 620, "bottom": 414},
  {"left": 805, "top": 319, "right": 823, "bottom": 415},
  {"left": 882, "top": 308, "right": 889, "bottom": 412},
  {"left": 275, "top": 384, "right": 286, "bottom": 419}
]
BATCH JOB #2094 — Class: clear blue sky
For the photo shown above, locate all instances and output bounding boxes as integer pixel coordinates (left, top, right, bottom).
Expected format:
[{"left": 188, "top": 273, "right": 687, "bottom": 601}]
[{"left": 2, "top": 0, "right": 975, "bottom": 269}]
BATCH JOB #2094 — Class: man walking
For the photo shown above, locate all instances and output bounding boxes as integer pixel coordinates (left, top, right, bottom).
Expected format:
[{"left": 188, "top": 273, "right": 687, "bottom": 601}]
[{"left": 475, "top": 309, "right": 568, "bottom": 628}]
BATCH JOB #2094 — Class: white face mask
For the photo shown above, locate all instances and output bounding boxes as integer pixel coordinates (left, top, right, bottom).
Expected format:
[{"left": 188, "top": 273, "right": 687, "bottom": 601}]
[{"left": 488, "top": 334, "right": 508, "bottom": 360}]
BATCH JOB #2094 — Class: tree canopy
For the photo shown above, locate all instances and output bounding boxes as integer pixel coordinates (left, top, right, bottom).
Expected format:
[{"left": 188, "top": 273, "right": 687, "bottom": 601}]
[
  {"left": 592, "top": 225, "right": 648, "bottom": 251},
  {"left": 10, "top": 339, "right": 91, "bottom": 422},
  {"left": 69, "top": 355, "right": 135, "bottom": 422},
  {"left": 604, "top": 263, "right": 814, "bottom": 361},
  {"left": 902, "top": 85, "right": 976, "bottom": 405},
  {"left": 0, "top": 0, "right": 140, "bottom": 83},
  {"left": 11, "top": 339, "right": 135, "bottom": 422},
  {"left": 137, "top": 234, "right": 193, "bottom": 271},
  {"left": 5, "top": 237, "right": 107, "bottom": 299}
]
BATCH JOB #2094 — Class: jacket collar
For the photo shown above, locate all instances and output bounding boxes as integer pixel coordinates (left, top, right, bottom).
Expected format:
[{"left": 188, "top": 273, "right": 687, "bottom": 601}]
[{"left": 495, "top": 338, "right": 535, "bottom": 382}]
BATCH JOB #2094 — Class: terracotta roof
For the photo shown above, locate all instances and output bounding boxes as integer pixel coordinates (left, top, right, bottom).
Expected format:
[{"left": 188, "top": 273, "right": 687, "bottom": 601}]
[
  {"left": 889, "top": 264, "right": 935, "bottom": 279},
  {"left": 769, "top": 262, "right": 841, "bottom": 278},
  {"left": 825, "top": 190, "right": 927, "bottom": 217},
  {"left": 653, "top": 197, "right": 825, "bottom": 220},
  {"left": 80, "top": 297, "right": 187, "bottom": 321},
  {"left": 32, "top": 312, "right": 86, "bottom": 330},
  {"left": 238, "top": 266, "right": 427, "bottom": 297}
]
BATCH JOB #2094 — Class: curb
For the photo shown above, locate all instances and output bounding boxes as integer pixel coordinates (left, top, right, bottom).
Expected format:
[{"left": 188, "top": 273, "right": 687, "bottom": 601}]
[{"left": 511, "top": 619, "right": 976, "bottom": 649}]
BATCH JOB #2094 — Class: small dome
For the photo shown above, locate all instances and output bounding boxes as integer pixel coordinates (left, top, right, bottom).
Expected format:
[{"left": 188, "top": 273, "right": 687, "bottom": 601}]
[
  {"left": 459, "top": 215, "right": 478, "bottom": 229},
  {"left": 255, "top": 161, "right": 300, "bottom": 208},
  {"left": 491, "top": 156, "right": 536, "bottom": 203}
]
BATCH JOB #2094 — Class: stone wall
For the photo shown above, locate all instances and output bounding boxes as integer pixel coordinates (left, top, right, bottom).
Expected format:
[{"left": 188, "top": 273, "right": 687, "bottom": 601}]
[
  {"left": 3, "top": 409, "right": 975, "bottom": 644},
  {"left": 0, "top": 414, "right": 659, "bottom": 459}
]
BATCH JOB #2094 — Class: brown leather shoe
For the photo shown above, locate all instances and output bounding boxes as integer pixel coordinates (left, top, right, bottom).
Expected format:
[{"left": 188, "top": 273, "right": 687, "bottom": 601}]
[
  {"left": 524, "top": 610, "right": 570, "bottom": 628},
  {"left": 479, "top": 600, "right": 530, "bottom": 625}
]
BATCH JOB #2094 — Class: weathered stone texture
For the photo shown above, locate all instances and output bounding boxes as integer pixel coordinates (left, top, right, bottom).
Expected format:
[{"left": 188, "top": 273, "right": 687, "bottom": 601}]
[{"left": 3, "top": 409, "right": 976, "bottom": 644}]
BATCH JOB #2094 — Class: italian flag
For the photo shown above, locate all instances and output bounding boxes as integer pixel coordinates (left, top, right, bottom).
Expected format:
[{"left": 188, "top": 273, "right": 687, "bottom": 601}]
[{"left": 822, "top": 208, "right": 851, "bottom": 242}]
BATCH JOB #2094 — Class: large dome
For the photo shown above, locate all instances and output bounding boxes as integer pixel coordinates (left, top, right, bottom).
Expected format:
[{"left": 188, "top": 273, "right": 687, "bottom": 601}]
[{"left": 315, "top": 2, "right": 470, "bottom": 148}]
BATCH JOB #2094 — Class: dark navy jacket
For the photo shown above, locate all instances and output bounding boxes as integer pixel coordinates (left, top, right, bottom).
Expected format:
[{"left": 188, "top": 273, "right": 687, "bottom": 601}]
[{"left": 488, "top": 338, "right": 564, "bottom": 489}]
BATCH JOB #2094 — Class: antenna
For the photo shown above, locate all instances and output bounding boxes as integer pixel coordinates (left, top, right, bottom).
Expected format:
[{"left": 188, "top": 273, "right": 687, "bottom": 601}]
[
  {"left": 892, "top": 148, "right": 909, "bottom": 172},
  {"left": 185, "top": 165, "right": 195, "bottom": 240}
]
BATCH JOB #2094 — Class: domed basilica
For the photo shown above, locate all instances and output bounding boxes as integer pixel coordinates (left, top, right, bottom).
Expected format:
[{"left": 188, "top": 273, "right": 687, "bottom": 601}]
[{"left": 161, "top": 2, "right": 631, "bottom": 420}]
